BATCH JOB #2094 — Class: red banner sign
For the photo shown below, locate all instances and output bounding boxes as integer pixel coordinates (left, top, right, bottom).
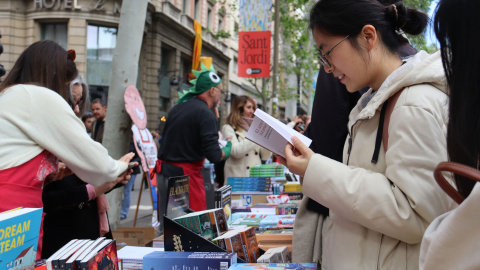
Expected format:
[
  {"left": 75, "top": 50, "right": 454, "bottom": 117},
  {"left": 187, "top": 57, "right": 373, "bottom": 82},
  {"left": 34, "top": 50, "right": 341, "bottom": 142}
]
[{"left": 238, "top": 31, "right": 271, "bottom": 78}]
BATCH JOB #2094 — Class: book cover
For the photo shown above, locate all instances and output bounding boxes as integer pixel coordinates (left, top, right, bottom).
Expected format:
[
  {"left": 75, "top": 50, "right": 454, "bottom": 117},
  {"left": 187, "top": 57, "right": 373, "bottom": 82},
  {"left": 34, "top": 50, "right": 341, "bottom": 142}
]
[
  {"left": 259, "top": 215, "right": 296, "bottom": 230},
  {"left": 222, "top": 231, "right": 248, "bottom": 262},
  {"left": 246, "top": 109, "right": 312, "bottom": 159},
  {"left": 142, "top": 251, "right": 237, "bottom": 270},
  {"left": 79, "top": 239, "right": 116, "bottom": 270},
  {"left": 236, "top": 227, "right": 259, "bottom": 263},
  {"left": 164, "top": 216, "right": 231, "bottom": 254},
  {"left": 229, "top": 263, "right": 317, "bottom": 270},
  {"left": 173, "top": 209, "right": 228, "bottom": 241},
  {"left": 214, "top": 185, "right": 232, "bottom": 223},
  {"left": 0, "top": 207, "right": 42, "bottom": 270},
  {"left": 166, "top": 175, "right": 190, "bottom": 219}
]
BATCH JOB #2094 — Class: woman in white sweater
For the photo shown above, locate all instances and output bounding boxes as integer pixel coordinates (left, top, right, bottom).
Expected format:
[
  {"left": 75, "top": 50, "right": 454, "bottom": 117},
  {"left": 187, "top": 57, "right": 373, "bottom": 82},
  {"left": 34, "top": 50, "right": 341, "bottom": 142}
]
[
  {"left": 0, "top": 40, "right": 133, "bottom": 258},
  {"left": 221, "top": 96, "right": 270, "bottom": 183}
]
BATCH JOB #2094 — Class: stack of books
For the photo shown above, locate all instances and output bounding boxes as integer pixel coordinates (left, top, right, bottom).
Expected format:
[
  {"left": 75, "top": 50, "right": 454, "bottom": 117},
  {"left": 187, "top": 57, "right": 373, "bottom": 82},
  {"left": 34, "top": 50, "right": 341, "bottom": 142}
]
[
  {"left": 227, "top": 177, "right": 272, "bottom": 194},
  {"left": 45, "top": 237, "right": 116, "bottom": 270},
  {"left": 284, "top": 182, "right": 302, "bottom": 192},
  {"left": 249, "top": 164, "right": 286, "bottom": 177}
]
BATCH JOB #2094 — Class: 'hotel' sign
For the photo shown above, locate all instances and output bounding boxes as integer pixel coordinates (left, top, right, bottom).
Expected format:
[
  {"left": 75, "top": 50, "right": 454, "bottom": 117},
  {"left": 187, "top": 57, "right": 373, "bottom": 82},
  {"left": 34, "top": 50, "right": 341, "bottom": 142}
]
[{"left": 34, "top": 0, "right": 81, "bottom": 9}]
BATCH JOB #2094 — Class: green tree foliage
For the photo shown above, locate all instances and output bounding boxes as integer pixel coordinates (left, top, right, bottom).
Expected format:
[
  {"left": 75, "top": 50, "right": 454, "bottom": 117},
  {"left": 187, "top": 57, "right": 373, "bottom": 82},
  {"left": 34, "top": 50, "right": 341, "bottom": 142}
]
[
  {"left": 403, "top": 0, "right": 438, "bottom": 52},
  {"left": 277, "top": 0, "right": 317, "bottom": 105}
]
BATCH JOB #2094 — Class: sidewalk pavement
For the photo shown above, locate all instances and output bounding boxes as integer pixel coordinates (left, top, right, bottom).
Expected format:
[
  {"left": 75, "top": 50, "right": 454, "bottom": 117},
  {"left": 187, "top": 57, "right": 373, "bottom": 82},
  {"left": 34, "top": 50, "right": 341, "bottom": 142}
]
[{"left": 119, "top": 172, "right": 155, "bottom": 228}]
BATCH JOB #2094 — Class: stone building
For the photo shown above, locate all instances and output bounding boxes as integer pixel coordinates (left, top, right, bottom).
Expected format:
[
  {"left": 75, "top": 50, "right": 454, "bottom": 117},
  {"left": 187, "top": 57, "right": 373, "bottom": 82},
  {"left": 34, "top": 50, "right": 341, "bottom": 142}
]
[
  {"left": 0, "top": 0, "right": 312, "bottom": 130},
  {"left": 0, "top": 0, "right": 242, "bottom": 130}
]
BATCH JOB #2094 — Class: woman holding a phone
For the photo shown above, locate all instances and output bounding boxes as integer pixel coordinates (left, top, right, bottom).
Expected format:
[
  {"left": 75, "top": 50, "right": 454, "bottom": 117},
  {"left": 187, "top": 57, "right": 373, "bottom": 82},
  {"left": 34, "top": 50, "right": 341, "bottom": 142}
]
[{"left": 0, "top": 41, "right": 134, "bottom": 259}]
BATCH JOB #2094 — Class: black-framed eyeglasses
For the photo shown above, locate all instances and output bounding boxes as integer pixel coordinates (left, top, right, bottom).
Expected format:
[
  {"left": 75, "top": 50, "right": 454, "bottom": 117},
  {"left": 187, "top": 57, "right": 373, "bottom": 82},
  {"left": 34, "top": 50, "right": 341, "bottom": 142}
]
[{"left": 317, "top": 35, "right": 350, "bottom": 68}]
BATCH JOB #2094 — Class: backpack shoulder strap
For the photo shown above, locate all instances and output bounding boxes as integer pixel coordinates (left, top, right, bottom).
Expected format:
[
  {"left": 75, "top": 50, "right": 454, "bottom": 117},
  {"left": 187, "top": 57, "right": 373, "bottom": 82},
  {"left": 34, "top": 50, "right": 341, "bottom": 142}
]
[
  {"left": 371, "top": 88, "right": 404, "bottom": 164},
  {"left": 383, "top": 88, "right": 404, "bottom": 152}
]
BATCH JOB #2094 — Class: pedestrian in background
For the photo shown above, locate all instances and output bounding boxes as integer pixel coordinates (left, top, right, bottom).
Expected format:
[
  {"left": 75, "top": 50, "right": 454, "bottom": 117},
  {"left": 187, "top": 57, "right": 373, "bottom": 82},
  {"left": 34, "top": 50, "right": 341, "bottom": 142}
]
[
  {"left": 157, "top": 63, "right": 232, "bottom": 213},
  {"left": 91, "top": 98, "right": 107, "bottom": 143},
  {"left": 221, "top": 95, "right": 271, "bottom": 183}
]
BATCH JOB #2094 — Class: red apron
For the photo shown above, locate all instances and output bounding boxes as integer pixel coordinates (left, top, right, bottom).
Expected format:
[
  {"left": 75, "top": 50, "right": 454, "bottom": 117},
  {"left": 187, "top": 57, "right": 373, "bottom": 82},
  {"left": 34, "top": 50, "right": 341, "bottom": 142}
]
[
  {"left": 0, "top": 151, "right": 58, "bottom": 260},
  {"left": 156, "top": 159, "right": 206, "bottom": 211}
]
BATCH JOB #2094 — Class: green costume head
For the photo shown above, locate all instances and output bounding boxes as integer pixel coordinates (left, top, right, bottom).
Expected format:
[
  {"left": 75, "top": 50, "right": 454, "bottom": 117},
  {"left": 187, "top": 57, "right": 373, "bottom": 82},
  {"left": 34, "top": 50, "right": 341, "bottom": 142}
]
[{"left": 178, "top": 63, "right": 222, "bottom": 103}]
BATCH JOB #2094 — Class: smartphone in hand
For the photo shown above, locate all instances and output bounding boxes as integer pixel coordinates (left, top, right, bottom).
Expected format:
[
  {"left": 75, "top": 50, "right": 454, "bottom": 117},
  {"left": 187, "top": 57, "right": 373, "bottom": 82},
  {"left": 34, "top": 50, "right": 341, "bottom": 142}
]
[
  {"left": 128, "top": 162, "right": 139, "bottom": 170},
  {"left": 119, "top": 162, "right": 139, "bottom": 176}
]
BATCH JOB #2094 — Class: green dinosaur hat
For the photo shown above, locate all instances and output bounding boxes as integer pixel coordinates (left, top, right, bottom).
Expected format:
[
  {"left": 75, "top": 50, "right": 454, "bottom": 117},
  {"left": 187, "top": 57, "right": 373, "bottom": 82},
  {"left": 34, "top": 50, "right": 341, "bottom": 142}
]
[{"left": 177, "top": 62, "right": 222, "bottom": 103}]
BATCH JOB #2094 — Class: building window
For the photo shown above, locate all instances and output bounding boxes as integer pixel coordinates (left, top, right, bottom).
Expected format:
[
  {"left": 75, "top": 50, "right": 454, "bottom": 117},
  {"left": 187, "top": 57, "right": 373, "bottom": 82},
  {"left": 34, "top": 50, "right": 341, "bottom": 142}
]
[
  {"left": 207, "top": 4, "right": 213, "bottom": 29},
  {"left": 86, "top": 25, "right": 117, "bottom": 97},
  {"left": 218, "top": 15, "right": 224, "bottom": 31},
  {"left": 233, "top": 58, "right": 238, "bottom": 75},
  {"left": 40, "top": 22, "right": 67, "bottom": 49},
  {"left": 87, "top": 25, "right": 117, "bottom": 61},
  {"left": 194, "top": 0, "right": 201, "bottom": 21},
  {"left": 183, "top": 0, "right": 189, "bottom": 14}
]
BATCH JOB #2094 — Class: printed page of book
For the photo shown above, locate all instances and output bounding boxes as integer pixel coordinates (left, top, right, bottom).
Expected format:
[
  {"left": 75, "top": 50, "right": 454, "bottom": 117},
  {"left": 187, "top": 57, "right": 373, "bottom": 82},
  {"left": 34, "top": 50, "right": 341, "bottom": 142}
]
[{"left": 246, "top": 109, "right": 312, "bottom": 158}]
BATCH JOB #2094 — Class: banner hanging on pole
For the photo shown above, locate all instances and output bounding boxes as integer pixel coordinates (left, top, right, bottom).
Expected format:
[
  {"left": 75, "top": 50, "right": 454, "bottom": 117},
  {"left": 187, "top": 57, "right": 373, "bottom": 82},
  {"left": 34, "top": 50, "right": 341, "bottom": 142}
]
[{"left": 238, "top": 31, "right": 271, "bottom": 78}]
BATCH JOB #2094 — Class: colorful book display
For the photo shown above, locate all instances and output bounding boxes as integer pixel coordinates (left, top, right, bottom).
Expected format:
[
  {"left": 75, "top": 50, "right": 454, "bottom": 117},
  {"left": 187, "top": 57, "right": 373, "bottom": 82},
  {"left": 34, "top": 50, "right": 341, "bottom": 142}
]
[{"left": 0, "top": 207, "right": 42, "bottom": 270}]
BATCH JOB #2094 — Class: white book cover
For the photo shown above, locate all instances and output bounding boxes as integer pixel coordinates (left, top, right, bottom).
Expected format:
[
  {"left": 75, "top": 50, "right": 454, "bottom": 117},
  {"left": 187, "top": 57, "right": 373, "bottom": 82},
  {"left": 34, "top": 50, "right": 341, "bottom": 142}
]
[{"left": 246, "top": 109, "right": 312, "bottom": 158}]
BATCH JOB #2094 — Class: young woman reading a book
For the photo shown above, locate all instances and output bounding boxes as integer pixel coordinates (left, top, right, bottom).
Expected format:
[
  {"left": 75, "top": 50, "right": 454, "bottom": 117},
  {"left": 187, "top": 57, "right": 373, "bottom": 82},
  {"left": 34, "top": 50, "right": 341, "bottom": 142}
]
[
  {"left": 276, "top": 0, "right": 455, "bottom": 268},
  {"left": 0, "top": 40, "right": 134, "bottom": 259}
]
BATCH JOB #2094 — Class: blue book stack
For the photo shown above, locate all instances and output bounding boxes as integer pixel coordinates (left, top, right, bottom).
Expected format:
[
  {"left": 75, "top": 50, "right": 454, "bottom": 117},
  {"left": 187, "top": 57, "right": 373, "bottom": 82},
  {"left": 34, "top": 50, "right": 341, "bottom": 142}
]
[
  {"left": 143, "top": 251, "right": 237, "bottom": 270},
  {"left": 227, "top": 177, "right": 272, "bottom": 192}
]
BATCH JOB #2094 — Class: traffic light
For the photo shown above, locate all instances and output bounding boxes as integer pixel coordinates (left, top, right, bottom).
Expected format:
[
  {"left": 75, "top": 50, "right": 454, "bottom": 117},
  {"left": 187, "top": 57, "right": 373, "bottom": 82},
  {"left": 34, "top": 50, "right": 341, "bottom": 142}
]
[{"left": 0, "top": 34, "right": 5, "bottom": 78}]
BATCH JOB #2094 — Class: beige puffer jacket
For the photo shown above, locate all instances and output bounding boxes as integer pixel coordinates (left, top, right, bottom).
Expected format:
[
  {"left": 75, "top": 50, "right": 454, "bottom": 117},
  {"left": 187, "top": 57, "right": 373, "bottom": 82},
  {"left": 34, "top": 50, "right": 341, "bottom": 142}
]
[
  {"left": 221, "top": 124, "right": 271, "bottom": 183},
  {"left": 300, "top": 51, "right": 456, "bottom": 269}
]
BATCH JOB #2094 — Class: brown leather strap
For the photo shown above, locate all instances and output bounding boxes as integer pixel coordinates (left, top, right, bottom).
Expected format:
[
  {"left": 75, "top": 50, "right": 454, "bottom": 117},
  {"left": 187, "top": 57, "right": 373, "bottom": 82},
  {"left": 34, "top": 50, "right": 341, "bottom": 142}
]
[
  {"left": 383, "top": 89, "right": 404, "bottom": 152},
  {"left": 434, "top": 161, "right": 480, "bottom": 204}
]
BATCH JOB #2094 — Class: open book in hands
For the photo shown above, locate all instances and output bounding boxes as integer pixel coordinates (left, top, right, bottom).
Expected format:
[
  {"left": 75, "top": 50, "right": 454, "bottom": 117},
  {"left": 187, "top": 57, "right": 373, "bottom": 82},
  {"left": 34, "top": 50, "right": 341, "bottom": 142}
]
[{"left": 246, "top": 109, "right": 312, "bottom": 158}]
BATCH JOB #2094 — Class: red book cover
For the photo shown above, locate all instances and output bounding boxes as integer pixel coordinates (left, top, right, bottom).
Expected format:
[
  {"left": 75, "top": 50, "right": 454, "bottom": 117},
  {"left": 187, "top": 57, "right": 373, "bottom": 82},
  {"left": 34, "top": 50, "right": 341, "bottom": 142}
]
[{"left": 79, "top": 240, "right": 117, "bottom": 270}]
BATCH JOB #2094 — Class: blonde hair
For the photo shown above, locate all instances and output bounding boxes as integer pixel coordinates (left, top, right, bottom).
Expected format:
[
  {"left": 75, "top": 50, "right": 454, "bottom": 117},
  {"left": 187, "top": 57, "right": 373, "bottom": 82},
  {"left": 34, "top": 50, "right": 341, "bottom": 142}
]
[{"left": 226, "top": 95, "right": 256, "bottom": 131}]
